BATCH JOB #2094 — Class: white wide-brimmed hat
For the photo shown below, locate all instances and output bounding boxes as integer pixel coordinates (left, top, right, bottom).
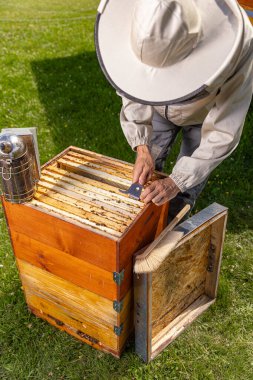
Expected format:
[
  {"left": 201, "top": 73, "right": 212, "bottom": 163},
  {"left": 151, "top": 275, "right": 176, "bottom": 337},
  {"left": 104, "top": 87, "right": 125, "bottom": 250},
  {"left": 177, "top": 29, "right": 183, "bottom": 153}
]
[{"left": 95, "top": 0, "right": 244, "bottom": 105}]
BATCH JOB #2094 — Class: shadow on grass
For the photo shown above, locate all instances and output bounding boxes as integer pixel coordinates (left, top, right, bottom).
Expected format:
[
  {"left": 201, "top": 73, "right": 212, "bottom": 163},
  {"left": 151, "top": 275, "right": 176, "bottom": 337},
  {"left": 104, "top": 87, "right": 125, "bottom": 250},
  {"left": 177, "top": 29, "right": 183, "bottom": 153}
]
[
  {"left": 31, "top": 53, "right": 253, "bottom": 232},
  {"left": 30, "top": 52, "right": 135, "bottom": 163}
]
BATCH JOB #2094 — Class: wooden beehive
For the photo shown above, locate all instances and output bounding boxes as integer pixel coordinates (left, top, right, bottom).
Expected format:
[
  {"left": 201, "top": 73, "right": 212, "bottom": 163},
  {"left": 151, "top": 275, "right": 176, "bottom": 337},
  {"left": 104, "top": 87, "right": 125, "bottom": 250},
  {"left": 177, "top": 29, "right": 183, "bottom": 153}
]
[
  {"left": 2, "top": 146, "right": 167, "bottom": 358},
  {"left": 134, "top": 203, "right": 228, "bottom": 362}
]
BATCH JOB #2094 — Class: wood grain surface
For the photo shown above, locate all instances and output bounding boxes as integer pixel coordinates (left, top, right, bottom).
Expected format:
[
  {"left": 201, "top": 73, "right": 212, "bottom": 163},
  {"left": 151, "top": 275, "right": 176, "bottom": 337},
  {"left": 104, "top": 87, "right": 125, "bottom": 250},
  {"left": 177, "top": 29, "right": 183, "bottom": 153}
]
[
  {"left": 63, "top": 152, "right": 133, "bottom": 181},
  {"left": 3, "top": 200, "right": 118, "bottom": 272},
  {"left": 37, "top": 178, "right": 137, "bottom": 219},
  {"left": 11, "top": 231, "right": 131, "bottom": 300},
  {"left": 42, "top": 166, "right": 142, "bottom": 206},
  {"left": 34, "top": 186, "right": 127, "bottom": 235},
  {"left": 38, "top": 175, "right": 140, "bottom": 215},
  {"left": 205, "top": 215, "right": 227, "bottom": 299},
  {"left": 32, "top": 147, "right": 147, "bottom": 238},
  {"left": 58, "top": 157, "right": 132, "bottom": 189},
  {"left": 18, "top": 259, "right": 117, "bottom": 325},
  {"left": 151, "top": 227, "right": 211, "bottom": 338},
  {"left": 17, "top": 259, "right": 131, "bottom": 351},
  {"left": 28, "top": 305, "right": 120, "bottom": 357},
  {"left": 67, "top": 146, "right": 135, "bottom": 172},
  {"left": 154, "top": 202, "right": 169, "bottom": 239},
  {"left": 239, "top": 0, "right": 253, "bottom": 9},
  {"left": 151, "top": 295, "right": 215, "bottom": 359},
  {"left": 119, "top": 203, "right": 164, "bottom": 271},
  {"left": 26, "top": 293, "right": 119, "bottom": 349}
]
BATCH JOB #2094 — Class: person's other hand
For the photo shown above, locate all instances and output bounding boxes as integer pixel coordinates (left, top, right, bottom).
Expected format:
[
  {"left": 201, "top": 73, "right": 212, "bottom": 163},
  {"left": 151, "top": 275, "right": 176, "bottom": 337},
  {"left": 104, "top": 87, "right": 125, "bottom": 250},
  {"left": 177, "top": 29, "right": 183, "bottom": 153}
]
[
  {"left": 141, "top": 177, "right": 180, "bottom": 206},
  {"left": 133, "top": 145, "right": 154, "bottom": 185}
]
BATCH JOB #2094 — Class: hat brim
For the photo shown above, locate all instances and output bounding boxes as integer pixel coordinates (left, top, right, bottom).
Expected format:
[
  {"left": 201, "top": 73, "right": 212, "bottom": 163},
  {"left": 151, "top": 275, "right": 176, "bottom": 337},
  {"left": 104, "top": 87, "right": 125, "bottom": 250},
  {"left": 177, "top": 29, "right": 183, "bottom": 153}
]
[{"left": 95, "top": 0, "right": 243, "bottom": 105}]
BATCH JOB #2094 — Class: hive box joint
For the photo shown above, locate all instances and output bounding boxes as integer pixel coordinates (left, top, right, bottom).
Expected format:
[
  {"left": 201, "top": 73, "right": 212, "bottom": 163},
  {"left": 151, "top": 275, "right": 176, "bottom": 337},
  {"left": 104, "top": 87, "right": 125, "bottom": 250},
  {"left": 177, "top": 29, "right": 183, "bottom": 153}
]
[
  {"left": 114, "top": 323, "right": 124, "bottom": 336},
  {"left": 113, "top": 270, "right": 125, "bottom": 285},
  {"left": 113, "top": 300, "right": 124, "bottom": 313}
]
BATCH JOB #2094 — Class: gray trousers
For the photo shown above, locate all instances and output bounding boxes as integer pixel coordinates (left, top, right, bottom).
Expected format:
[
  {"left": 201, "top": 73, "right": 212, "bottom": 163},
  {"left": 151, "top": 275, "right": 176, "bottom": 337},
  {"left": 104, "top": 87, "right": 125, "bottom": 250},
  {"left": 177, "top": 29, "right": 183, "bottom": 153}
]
[{"left": 151, "top": 111, "right": 208, "bottom": 223}]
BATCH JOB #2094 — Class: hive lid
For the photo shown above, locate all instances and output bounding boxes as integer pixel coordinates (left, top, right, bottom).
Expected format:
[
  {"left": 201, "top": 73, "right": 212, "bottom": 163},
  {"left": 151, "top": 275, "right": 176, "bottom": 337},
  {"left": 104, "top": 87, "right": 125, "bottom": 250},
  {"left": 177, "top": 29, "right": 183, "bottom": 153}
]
[{"left": 134, "top": 203, "right": 228, "bottom": 363}]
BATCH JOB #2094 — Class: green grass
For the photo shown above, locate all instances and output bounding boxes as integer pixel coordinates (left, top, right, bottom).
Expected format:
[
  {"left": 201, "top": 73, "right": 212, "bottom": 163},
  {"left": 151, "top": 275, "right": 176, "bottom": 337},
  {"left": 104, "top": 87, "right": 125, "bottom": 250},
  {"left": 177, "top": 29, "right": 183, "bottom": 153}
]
[{"left": 0, "top": 1, "right": 252, "bottom": 379}]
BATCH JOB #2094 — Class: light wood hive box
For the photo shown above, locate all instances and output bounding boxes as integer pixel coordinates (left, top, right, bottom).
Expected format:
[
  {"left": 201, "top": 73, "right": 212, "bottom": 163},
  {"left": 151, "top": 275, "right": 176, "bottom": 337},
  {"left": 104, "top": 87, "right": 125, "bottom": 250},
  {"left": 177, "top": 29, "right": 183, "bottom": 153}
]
[{"left": 2, "top": 146, "right": 168, "bottom": 358}]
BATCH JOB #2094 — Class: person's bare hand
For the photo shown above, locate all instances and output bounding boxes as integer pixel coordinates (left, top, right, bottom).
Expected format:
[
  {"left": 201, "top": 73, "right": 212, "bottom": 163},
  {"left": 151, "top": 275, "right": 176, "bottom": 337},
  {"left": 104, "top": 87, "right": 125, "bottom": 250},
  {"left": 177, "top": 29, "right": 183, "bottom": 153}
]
[
  {"left": 133, "top": 145, "right": 154, "bottom": 185},
  {"left": 141, "top": 177, "right": 180, "bottom": 205}
]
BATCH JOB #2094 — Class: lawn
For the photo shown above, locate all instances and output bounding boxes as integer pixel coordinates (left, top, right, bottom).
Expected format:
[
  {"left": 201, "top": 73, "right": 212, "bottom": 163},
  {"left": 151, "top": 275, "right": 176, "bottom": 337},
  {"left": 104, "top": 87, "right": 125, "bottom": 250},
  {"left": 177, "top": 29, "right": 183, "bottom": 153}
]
[{"left": 0, "top": 1, "right": 252, "bottom": 379}]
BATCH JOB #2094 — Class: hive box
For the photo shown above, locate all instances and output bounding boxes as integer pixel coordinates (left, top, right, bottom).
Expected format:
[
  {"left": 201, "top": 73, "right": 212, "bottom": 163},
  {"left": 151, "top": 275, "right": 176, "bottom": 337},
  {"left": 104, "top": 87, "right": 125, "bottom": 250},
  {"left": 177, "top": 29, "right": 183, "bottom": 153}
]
[
  {"left": 134, "top": 203, "right": 228, "bottom": 362},
  {"left": 2, "top": 146, "right": 167, "bottom": 358}
]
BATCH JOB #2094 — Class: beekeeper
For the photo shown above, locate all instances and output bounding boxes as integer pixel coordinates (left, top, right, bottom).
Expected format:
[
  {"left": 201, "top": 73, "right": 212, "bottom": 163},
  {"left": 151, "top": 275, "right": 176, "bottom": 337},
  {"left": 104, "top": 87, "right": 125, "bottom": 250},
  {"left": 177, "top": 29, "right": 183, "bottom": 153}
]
[{"left": 95, "top": 0, "right": 253, "bottom": 220}]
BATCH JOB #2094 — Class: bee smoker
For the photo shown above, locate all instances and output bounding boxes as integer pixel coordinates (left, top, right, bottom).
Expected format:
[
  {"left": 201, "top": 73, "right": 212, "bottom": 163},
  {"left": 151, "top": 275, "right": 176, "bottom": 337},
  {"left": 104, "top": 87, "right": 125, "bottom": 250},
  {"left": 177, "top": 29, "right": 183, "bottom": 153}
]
[{"left": 0, "top": 133, "right": 36, "bottom": 203}]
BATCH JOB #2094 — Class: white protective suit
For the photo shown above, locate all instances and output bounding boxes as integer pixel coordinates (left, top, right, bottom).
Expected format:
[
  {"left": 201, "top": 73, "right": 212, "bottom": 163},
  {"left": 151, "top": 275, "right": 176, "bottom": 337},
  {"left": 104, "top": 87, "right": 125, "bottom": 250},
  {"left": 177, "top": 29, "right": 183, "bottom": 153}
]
[{"left": 120, "top": 9, "right": 253, "bottom": 193}]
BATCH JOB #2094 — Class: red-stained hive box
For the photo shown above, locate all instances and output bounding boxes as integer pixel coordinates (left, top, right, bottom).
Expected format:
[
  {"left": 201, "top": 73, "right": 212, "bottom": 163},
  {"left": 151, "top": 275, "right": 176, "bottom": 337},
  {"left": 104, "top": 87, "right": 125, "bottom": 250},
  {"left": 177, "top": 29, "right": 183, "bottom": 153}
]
[{"left": 2, "top": 146, "right": 167, "bottom": 357}]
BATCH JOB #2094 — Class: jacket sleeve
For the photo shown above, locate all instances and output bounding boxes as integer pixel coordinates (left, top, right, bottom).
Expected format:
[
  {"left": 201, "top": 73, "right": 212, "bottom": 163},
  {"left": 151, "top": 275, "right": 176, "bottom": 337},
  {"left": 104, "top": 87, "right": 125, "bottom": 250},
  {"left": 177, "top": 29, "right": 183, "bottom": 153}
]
[
  {"left": 170, "top": 42, "right": 253, "bottom": 193},
  {"left": 119, "top": 96, "right": 154, "bottom": 151}
]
